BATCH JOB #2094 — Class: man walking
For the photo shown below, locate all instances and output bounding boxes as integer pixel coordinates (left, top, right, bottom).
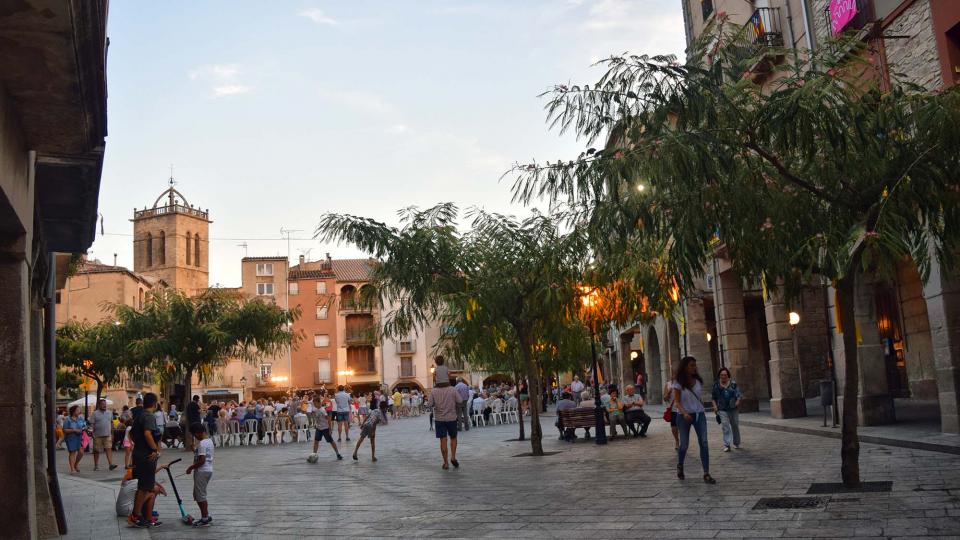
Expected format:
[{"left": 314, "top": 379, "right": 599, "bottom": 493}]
[
  {"left": 454, "top": 378, "right": 471, "bottom": 431},
  {"left": 570, "top": 376, "right": 585, "bottom": 406},
  {"left": 90, "top": 399, "right": 118, "bottom": 471},
  {"left": 427, "top": 383, "right": 463, "bottom": 470},
  {"left": 334, "top": 385, "right": 352, "bottom": 442},
  {"left": 185, "top": 395, "right": 202, "bottom": 451},
  {"left": 128, "top": 393, "right": 161, "bottom": 527}
]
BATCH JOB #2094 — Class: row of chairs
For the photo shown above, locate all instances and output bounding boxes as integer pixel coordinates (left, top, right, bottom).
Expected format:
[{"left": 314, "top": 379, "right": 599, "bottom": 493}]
[
  {"left": 471, "top": 402, "right": 520, "bottom": 427},
  {"left": 210, "top": 416, "right": 325, "bottom": 447}
]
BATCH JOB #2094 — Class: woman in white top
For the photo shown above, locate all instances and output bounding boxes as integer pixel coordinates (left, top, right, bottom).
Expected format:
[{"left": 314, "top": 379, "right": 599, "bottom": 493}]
[{"left": 671, "top": 356, "right": 715, "bottom": 484}]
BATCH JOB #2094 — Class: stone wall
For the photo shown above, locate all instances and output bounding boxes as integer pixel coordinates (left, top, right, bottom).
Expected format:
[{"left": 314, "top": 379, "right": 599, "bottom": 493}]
[
  {"left": 897, "top": 261, "right": 938, "bottom": 399},
  {"left": 884, "top": 0, "right": 941, "bottom": 91}
]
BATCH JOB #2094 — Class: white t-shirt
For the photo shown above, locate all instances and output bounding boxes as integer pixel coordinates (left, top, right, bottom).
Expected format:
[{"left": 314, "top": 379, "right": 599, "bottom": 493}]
[
  {"left": 195, "top": 438, "right": 215, "bottom": 473},
  {"left": 115, "top": 479, "right": 138, "bottom": 516},
  {"left": 670, "top": 380, "right": 705, "bottom": 414},
  {"left": 570, "top": 380, "right": 585, "bottom": 393}
]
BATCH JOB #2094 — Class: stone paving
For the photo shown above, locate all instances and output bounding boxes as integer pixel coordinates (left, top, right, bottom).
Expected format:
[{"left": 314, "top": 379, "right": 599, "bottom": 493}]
[{"left": 57, "top": 407, "right": 960, "bottom": 539}]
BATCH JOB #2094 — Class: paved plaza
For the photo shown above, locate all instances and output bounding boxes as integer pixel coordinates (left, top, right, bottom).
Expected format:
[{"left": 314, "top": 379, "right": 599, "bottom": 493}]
[{"left": 58, "top": 408, "right": 960, "bottom": 539}]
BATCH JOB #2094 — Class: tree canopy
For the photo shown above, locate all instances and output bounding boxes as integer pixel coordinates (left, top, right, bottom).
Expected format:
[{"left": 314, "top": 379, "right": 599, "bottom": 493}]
[{"left": 511, "top": 18, "right": 960, "bottom": 485}]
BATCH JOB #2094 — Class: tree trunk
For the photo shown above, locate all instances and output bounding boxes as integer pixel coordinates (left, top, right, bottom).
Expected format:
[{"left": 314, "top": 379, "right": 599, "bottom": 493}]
[
  {"left": 514, "top": 367, "right": 525, "bottom": 441},
  {"left": 182, "top": 368, "right": 195, "bottom": 452},
  {"left": 836, "top": 254, "right": 862, "bottom": 487},
  {"left": 95, "top": 379, "right": 103, "bottom": 409},
  {"left": 519, "top": 341, "right": 544, "bottom": 456}
]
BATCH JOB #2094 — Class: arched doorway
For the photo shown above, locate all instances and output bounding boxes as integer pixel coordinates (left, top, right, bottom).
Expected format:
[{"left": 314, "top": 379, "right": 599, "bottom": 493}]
[
  {"left": 482, "top": 374, "right": 513, "bottom": 388},
  {"left": 391, "top": 380, "right": 424, "bottom": 394}
]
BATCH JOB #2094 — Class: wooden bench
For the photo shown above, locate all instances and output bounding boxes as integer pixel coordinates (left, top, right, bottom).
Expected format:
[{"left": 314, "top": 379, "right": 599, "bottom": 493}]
[{"left": 557, "top": 407, "right": 607, "bottom": 440}]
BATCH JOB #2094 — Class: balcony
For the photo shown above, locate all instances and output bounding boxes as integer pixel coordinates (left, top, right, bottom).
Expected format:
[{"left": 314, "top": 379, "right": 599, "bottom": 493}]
[
  {"left": 398, "top": 363, "right": 416, "bottom": 379},
  {"left": 313, "top": 372, "right": 332, "bottom": 385},
  {"left": 746, "top": 7, "right": 783, "bottom": 48},
  {"left": 396, "top": 340, "right": 416, "bottom": 355},
  {"left": 344, "top": 330, "right": 377, "bottom": 346},
  {"left": 339, "top": 301, "right": 374, "bottom": 314},
  {"left": 134, "top": 203, "right": 209, "bottom": 220}
]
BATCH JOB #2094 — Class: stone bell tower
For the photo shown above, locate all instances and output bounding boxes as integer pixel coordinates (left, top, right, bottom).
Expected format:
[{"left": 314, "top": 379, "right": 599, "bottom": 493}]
[{"left": 132, "top": 180, "right": 211, "bottom": 294}]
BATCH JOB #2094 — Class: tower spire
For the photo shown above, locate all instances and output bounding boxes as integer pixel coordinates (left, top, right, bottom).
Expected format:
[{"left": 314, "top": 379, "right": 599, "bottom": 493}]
[{"left": 168, "top": 164, "right": 176, "bottom": 205}]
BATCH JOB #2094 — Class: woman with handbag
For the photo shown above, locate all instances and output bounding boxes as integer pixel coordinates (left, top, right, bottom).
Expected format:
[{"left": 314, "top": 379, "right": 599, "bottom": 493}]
[
  {"left": 712, "top": 367, "right": 742, "bottom": 452},
  {"left": 671, "top": 356, "right": 716, "bottom": 484},
  {"left": 663, "top": 380, "right": 680, "bottom": 449},
  {"left": 63, "top": 405, "right": 87, "bottom": 474}
]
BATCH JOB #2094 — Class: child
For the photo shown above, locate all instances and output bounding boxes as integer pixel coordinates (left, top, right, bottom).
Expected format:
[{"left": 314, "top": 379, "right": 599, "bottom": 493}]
[
  {"left": 352, "top": 401, "right": 388, "bottom": 462},
  {"left": 116, "top": 464, "right": 167, "bottom": 519},
  {"left": 433, "top": 355, "right": 450, "bottom": 387},
  {"left": 184, "top": 423, "right": 214, "bottom": 527},
  {"left": 308, "top": 397, "right": 343, "bottom": 462}
]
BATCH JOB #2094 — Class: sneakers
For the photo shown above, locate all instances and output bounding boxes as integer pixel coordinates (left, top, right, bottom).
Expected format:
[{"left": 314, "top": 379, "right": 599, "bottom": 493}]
[
  {"left": 723, "top": 446, "right": 730, "bottom": 452},
  {"left": 192, "top": 516, "right": 213, "bottom": 527},
  {"left": 127, "top": 514, "right": 149, "bottom": 528},
  {"left": 734, "top": 445, "right": 741, "bottom": 450},
  {"left": 337, "top": 454, "right": 343, "bottom": 460},
  {"left": 109, "top": 464, "right": 118, "bottom": 471}
]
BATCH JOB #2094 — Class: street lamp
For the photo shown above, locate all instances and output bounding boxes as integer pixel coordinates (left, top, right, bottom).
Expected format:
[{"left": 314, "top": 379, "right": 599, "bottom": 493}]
[
  {"left": 240, "top": 376, "right": 247, "bottom": 402},
  {"left": 788, "top": 311, "right": 804, "bottom": 401},
  {"left": 579, "top": 286, "right": 608, "bottom": 445},
  {"left": 337, "top": 369, "right": 355, "bottom": 388}
]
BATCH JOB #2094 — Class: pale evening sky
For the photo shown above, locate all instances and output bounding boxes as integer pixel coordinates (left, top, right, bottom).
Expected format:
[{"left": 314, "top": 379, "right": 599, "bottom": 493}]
[{"left": 91, "top": 1, "right": 686, "bottom": 286}]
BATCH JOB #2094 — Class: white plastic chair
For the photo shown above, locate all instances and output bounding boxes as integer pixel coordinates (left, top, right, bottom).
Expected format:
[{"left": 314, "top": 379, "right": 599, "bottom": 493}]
[
  {"left": 294, "top": 415, "right": 310, "bottom": 442},
  {"left": 275, "top": 416, "right": 292, "bottom": 444},
  {"left": 215, "top": 419, "right": 229, "bottom": 447},
  {"left": 261, "top": 417, "right": 277, "bottom": 445},
  {"left": 471, "top": 406, "right": 486, "bottom": 427},
  {"left": 506, "top": 402, "right": 519, "bottom": 424},
  {"left": 227, "top": 419, "right": 242, "bottom": 446},
  {"left": 243, "top": 419, "right": 259, "bottom": 446}
]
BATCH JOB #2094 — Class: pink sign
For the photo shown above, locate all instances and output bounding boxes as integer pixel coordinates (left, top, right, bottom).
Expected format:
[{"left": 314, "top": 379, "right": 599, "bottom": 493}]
[{"left": 830, "top": 0, "right": 859, "bottom": 35}]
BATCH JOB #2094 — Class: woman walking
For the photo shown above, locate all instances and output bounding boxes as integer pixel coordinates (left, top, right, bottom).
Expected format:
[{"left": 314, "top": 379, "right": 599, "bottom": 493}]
[
  {"left": 63, "top": 405, "right": 87, "bottom": 474},
  {"left": 672, "top": 356, "right": 715, "bottom": 484},
  {"left": 712, "top": 367, "right": 742, "bottom": 452},
  {"left": 664, "top": 379, "right": 680, "bottom": 449}
]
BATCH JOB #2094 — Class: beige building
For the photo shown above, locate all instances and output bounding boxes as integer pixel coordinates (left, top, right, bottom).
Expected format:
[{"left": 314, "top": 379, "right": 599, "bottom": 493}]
[
  {"left": 56, "top": 258, "right": 162, "bottom": 406},
  {"left": 132, "top": 184, "right": 211, "bottom": 295}
]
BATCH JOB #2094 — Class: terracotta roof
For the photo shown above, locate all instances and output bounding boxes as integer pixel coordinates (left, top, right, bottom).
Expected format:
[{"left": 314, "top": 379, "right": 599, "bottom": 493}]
[
  {"left": 74, "top": 259, "right": 159, "bottom": 287},
  {"left": 288, "top": 269, "right": 334, "bottom": 280},
  {"left": 331, "top": 258, "right": 377, "bottom": 282},
  {"left": 242, "top": 256, "right": 288, "bottom": 262}
]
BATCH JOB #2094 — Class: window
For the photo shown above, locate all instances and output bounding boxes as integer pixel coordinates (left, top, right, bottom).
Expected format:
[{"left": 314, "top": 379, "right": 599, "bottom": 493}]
[
  {"left": 289, "top": 282, "right": 299, "bottom": 295},
  {"left": 186, "top": 232, "right": 192, "bottom": 265},
  {"left": 256, "top": 282, "right": 275, "bottom": 296},
  {"left": 55, "top": 291, "right": 61, "bottom": 304},
  {"left": 138, "top": 288, "right": 144, "bottom": 309},
  {"left": 316, "top": 305, "right": 328, "bottom": 320},
  {"left": 397, "top": 340, "right": 415, "bottom": 354},
  {"left": 194, "top": 234, "right": 201, "bottom": 267},
  {"left": 259, "top": 363, "right": 272, "bottom": 379},
  {"left": 346, "top": 346, "right": 376, "bottom": 373},
  {"left": 400, "top": 357, "right": 414, "bottom": 378},
  {"left": 316, "top": 281, "right": 327, "bottom": 295},
  {"left": 158, "top": 231, "right": 166, "bottom": 265},
  {"left": 256, "top": 263, "right": 274, "bottom": 276},
  {"left": 317, "top": 359, "right": 331, "bottom": 382},
  {"left": 701, "top": 0, "right": 714, "bottom": 21},
  {"left": 314, "top": 333, "right": 330, "bottom": 347},
  {"left": 146, "top": 233, "right": 153, "bottom": 266}
]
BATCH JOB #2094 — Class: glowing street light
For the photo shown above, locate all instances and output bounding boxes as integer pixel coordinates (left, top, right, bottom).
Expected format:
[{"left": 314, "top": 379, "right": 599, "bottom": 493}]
[
  {"left": 577, "top": 285, "right": 608, "bottom": 446},
  {"left": 706, "top": 332, "right": 712, "bottom": 342},
  {"left": 337, "top": 369, "right": 355, "bottom": 386},
  {"left": 788, "top": 311, "right": 801, "bottom": 327}
]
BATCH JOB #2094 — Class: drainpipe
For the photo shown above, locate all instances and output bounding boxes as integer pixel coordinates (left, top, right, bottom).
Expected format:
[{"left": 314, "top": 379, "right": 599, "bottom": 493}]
[
  {"left": 45, "top": 253, "right": 67, "bottom": 534},
  {"left": 784, "top": 0, "right": 799, "bottom": 51},
  {"left": 800, "top": 0, "right": 817, "bottom": 60}
]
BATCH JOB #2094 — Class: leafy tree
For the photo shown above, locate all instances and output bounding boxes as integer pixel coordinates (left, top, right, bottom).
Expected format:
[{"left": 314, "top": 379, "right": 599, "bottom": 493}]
[
  {"left": 56, "top": 320, "right": 130, "bottom": 409},
  {"left": 513, "top": 18, "right": 960, "bottom": 485},
  {"left": 117, "top": 288, "right": 299, "bottom": 409},
  {"left": 317, "top": 204, "right": 592, "bottom": 455},
  {"left": 56, "top": 368, "right": 84, "bottom": 401}
]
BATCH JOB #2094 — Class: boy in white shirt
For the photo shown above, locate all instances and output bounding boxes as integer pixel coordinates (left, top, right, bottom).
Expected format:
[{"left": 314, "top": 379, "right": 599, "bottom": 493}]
[{"left": 185, "top": 423, "right": 214, "bottom": 527}]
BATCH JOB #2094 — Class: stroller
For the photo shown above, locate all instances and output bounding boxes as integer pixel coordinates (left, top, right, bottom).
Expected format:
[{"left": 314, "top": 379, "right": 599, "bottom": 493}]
[{"left": 163, "top": 420, "right": 183, "bottom": 449}]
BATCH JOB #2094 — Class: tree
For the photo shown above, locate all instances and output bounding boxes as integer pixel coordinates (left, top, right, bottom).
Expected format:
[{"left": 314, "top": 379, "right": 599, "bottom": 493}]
[
  {"left": 56, "top": 368, "right": 84, "bottom": 401},
  {"left": 56, "top": 320, "right": 130, "bottom": 409},
  {"left": 117, "top": 288, "right": 299, "bottom": 409},
  {"left": 317, "top": 204, "right": 593, "bottom": 455},
  {"left": 513, "top": 18, "right": 960, "bottom": 485}
]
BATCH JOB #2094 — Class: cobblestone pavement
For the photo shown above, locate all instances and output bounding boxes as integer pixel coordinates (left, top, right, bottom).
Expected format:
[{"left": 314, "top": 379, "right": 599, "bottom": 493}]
[{"left": 57, "top": 408, "right": 960, "bottom": 539}]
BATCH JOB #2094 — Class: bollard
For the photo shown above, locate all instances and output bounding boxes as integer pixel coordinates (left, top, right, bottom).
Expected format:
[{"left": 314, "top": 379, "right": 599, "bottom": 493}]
[{"left": 819, "top": 380, "right": 834, "bottom": 427}]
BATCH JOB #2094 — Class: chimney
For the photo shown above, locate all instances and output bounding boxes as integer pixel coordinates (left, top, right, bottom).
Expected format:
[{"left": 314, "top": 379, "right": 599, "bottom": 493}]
[
  {"left": 324, "top": 252, "right": 332, "bottom": 270},
  {"left": 113, "top": 253, "right": 118, "bottom": 267},
  {"left": 298, "top": 254, "right": 305, "bottom": 266}
]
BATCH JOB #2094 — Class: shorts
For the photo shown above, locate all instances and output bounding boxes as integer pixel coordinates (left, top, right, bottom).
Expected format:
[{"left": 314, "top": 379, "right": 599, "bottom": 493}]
[
  {"left": 93, "top": 435, "right": 111, "bottom": 452},
  {"left": 335, "top": 412, "right": 349, "bottom": 422},
  {"left": 435, "top": 420, "right": 458, "bottom": 439},
  {"left": 360, "top": 425, "right": 377, "bottom": 439},
  {"left": 315, "top": 428, "right": 333, "bottom": 443},
  {"left": 519, "top": 394, "right": 529, "bottom": 401},
  {"left": 359, "top": 407, "right": 369, "bottom": 415},
  {"left": 193, "top": 470, "right": 212, "bottom": 502},
  {"left": 132, "top": 455, "right": 156, "bottom": 492}
]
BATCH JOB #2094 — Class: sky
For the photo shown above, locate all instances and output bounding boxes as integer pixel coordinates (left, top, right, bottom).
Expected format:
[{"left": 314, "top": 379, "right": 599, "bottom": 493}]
[{"left": 92, "top": 0, "right": 686, "bottom": 287}]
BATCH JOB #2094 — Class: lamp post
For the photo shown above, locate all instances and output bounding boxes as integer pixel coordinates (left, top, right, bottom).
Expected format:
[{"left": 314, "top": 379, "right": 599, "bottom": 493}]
[
  {"left": 240, "top": 376, "right": 247, "bottom": 402},
  {"left": 580, "top": 287, "right": 608, "bottom": 445},
  {"left": 788, "top": 311, "right": 804, "bottom": 400}
]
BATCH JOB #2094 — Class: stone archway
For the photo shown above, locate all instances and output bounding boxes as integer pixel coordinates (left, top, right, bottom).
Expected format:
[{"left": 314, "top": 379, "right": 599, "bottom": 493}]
[{"left": 646, "top": 326, "right": 663, "bottom": 404}]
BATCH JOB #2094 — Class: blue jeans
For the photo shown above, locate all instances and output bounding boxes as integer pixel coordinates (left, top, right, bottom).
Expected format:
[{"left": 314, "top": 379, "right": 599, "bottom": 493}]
[{"left": 677, "top": 411, "right": 709, "bottom": 474}]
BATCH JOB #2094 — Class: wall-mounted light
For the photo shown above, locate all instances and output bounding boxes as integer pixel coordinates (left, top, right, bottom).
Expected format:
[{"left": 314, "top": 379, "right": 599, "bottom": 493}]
[
  {"left": 630, "top": 351, "right": 639, "bottom": 359},
  {"left": 706, "top": 332, "right": 712, "bottom": 342},
  {"left": 788, "top": 311, "right": 800, "bottom": 327}
]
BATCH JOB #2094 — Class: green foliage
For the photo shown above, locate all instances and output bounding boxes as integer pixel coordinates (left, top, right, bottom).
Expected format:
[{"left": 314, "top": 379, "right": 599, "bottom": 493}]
[
  {"left": 56, "top": 320, "right": 129, "bottom": 400},
  {"left": 115, "top": 288, "right": 300, "bottom": 386},
  {"left": 56, "top": 368, "right": 83, "bottom": 400}
]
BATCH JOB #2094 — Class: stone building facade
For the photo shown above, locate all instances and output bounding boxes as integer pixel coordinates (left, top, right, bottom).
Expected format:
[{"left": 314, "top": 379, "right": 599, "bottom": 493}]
[{"left": 643, "top": 0, "right": 960, "bottom": 434}]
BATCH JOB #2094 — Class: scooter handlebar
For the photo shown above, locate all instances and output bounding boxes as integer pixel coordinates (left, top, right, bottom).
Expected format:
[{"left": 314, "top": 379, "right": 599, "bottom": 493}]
[{"left": 167, "top": 458, "right": 183, "bottom": 466}]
